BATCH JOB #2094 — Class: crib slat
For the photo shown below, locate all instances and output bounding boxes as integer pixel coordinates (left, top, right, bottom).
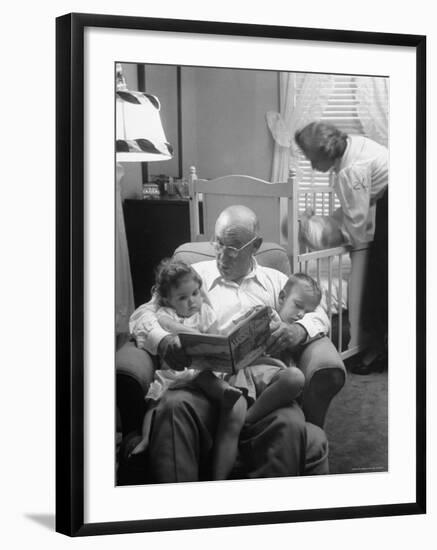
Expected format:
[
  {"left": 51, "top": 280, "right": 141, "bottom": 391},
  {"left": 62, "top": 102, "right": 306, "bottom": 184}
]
[
  {"left": 297, "top": 246, "right": 350, "bottom": 354},
  {"left": 299, "top": 245, "right": 350, "bottom": 262}
]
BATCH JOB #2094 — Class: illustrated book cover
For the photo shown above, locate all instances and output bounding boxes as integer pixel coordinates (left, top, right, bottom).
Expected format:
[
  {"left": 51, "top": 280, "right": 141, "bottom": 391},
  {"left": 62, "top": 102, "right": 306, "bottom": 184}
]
[{"left": 179, "top": 306, "right": 271, "bottom": 374}]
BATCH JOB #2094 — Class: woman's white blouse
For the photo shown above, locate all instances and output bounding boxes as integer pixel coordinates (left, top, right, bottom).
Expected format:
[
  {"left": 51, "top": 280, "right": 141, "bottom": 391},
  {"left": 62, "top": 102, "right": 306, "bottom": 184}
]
[{"left": 333, "top": 135, "right": 388, "bottom": 247}]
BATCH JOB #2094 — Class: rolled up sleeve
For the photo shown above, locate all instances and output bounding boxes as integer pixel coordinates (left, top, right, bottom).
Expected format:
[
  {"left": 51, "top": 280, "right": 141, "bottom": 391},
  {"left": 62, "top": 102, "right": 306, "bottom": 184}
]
[{"left": 295, "top": 305, "right": 330, "bottom": 339}]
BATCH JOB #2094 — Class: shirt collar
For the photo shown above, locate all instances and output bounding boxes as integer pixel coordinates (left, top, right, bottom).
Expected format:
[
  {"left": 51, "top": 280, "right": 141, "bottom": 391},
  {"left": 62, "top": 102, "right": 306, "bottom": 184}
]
[{"left": 206, "top": 258, "right": 268, "bottom": 291}]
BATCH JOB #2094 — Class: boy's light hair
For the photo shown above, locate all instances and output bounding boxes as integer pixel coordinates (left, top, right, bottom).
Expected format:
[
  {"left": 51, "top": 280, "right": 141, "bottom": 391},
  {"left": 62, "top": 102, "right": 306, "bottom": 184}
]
[{"left": 283, "top": 273, "right": 322, "bottom": 307}]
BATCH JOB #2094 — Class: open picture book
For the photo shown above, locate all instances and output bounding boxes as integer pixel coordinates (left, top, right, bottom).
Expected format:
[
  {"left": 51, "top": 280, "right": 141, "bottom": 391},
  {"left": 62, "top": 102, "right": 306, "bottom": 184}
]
[{"left": 178, "top": 306, "right": 271, "bottom": 374}]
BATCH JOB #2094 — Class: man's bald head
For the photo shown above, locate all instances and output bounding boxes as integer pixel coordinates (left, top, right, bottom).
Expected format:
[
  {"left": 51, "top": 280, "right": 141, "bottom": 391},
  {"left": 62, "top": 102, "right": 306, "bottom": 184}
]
[
  {"left": 213, "top": 205, "right": 262, "bottom": 283},
  {"left": 215, "top": 205, "right": 259, "bottom": 239}
]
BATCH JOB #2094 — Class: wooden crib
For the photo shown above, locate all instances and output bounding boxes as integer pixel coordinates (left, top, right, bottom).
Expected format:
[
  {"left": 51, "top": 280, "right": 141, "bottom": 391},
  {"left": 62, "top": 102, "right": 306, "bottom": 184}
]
[{"left": 188, "top": 166, "right": 365, "bottom": 360}]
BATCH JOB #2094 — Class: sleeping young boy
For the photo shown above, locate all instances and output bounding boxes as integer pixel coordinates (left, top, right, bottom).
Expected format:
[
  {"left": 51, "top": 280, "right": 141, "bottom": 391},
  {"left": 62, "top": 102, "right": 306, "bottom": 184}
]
[{"left": 235, "top": 272, "right": 323, "bottom": 426}]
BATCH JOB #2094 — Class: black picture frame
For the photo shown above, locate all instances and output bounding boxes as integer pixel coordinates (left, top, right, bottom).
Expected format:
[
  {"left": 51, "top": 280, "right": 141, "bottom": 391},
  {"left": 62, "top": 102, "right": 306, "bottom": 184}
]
[{"left": 56, "top": 12, "right": 426, "bottom": 537}]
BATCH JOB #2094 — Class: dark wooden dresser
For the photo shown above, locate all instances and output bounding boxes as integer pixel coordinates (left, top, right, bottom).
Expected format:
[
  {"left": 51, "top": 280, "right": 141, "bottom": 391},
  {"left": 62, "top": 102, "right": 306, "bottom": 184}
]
[{"left": 123, "top": 198, "right": 191, "bottom": 307}]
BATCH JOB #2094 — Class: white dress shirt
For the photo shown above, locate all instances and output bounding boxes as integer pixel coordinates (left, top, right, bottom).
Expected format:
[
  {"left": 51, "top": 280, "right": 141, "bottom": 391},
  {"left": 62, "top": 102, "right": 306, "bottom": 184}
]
[{"left": 129, "top": 259, "right": 330, "bottom": 355}]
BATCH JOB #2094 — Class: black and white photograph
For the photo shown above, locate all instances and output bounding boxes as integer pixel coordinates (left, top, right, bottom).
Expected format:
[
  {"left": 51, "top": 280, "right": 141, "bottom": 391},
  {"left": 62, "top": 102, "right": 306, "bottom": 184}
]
[
  {"left": 53, "top": 12, "right": 425, "bottom": 537},
  {"left": 115, "top": 63, "right": 390, "bottom": 485}
]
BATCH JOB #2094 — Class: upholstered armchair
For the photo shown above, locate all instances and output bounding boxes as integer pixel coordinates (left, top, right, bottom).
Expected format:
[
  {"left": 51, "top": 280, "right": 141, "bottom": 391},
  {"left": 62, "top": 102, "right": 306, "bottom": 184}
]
[{"left": 116, "top": 242, "right": 346, "bottom": 483}]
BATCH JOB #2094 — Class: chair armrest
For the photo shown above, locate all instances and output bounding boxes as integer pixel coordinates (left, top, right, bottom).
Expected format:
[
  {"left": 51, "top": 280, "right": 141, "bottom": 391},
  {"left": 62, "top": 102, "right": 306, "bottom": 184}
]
[
  {"left": 116, "top": 340, "right": 157, "bottom": 435},
  {"left": 116, "top": 340, "right": 156, "bottom": 391},
  {"left": 297, "top": 336, "right": 346, "bottom": 428}
]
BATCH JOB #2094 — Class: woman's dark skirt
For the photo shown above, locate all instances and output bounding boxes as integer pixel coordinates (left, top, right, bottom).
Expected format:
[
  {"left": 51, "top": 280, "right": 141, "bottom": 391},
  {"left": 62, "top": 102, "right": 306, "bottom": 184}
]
[{"left": 361, "top": 188, "right": 388, "bottom": 353}]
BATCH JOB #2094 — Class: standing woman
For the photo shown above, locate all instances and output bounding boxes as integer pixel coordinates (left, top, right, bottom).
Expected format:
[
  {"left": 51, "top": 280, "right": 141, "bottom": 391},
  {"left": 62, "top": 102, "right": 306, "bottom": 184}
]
[{"left": 294, "top": 122, "right": 388, "bottom": 374}]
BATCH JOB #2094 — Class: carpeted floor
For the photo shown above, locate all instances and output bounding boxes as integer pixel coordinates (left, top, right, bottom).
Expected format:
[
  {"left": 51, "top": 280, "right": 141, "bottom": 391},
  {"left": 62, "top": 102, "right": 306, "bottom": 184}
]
[{"left": 324, "top": 369, "right": 388, "bottom": 475}]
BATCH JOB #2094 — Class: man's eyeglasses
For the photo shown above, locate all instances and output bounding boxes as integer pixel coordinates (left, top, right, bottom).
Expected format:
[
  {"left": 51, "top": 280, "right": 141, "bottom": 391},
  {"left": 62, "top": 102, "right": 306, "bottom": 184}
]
[{"left": 211, "top": 235, "right": 258, "bottom": 258}]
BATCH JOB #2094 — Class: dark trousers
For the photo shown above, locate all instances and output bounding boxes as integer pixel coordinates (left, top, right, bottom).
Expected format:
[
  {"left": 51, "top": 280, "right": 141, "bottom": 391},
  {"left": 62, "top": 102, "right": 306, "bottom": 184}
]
[{"left": 146, "top": 387, "right": 308, "bottom": 483}]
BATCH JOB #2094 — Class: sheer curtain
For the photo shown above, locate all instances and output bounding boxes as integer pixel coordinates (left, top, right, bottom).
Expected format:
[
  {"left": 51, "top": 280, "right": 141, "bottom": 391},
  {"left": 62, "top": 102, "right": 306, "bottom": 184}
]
[
  {"left": 115, "top": 163, "right": 135, "bottom": 335},
  {"left": 356, "top": 76, "right": 389, "bottom": 146},
  {"left": 266, "top": 73, "right": 335, "bottom": 245},
  {"left": 267, "top": 72, "right": 335, "bottom": 183}
]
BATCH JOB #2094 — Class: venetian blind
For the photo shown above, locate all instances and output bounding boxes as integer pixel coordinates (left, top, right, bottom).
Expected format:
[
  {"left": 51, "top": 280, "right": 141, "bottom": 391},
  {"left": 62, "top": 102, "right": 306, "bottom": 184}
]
[{"left": 294, "top": 74, "right": 365, "bottom": 214}]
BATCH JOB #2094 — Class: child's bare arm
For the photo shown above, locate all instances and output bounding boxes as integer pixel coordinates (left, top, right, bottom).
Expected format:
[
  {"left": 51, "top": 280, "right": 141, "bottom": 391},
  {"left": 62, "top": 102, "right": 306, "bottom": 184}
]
[{"left": 156, "top": 313, "right": 201, "bottom": 335}]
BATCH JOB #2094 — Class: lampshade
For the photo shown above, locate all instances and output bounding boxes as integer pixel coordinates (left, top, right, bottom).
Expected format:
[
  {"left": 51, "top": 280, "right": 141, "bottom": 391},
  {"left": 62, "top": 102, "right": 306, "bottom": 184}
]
[{"left": 116, "top": 66, "right": 173, "bottom": 163}]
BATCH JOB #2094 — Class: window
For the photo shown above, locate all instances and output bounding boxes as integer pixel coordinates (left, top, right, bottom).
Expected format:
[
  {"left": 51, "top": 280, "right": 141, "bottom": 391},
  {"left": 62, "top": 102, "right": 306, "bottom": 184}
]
[{"left": 294, "top": 75, "right": 365, "bottom": 215}]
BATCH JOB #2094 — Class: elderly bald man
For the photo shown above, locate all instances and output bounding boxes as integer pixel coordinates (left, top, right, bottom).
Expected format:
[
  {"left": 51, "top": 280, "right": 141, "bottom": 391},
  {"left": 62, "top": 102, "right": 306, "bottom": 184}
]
[{"left": 128, "top": 205, "right": 330, "bottom": 482}]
